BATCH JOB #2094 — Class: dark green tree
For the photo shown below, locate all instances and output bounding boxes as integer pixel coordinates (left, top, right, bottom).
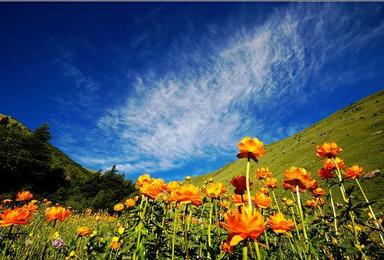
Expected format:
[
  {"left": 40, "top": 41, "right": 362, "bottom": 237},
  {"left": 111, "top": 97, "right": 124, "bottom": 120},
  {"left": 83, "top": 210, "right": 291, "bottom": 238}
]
[{"left": 33, "top": 123, "right": 51, "bottom": 143}]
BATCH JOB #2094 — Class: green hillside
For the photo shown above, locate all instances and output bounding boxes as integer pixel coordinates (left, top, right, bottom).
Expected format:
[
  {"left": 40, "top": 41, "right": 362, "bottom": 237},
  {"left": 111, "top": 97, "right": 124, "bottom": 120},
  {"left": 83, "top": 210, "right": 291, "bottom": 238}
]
[
  {"left": 192, "top": 90, "right": 384, "bottom": 211},
  {"left": 0, "top": 113, "right": 90, "bottom": 178},
  {"left": 0, "top": 114, "right": 136, "bottom": 210}
]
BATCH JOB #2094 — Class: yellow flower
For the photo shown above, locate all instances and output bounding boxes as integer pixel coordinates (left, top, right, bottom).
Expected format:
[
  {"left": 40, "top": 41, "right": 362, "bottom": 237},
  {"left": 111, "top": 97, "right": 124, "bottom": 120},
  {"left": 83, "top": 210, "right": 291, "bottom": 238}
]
[
  {"left": 140, "top": 178, "right": 166, "bottom": 199},
  {"left": 51, "top": 231, "right": 60, "bottom": 240},
  {"left": 77, "top": 226, "right": 91, "bottom": 237},
  {"left": 255, "top": 167, "right": 272, "bottom": 180},
  {"left": 205, "top": 182, "right": 226, "bottom": 199},
  {"left": 282, "top": 198, "right": 295, "bottom": 207},
  {"left": 252, "top": 192, "right": 272, "bottom": 209},
  {"left": 117, "top": 226, "right": 125, "bottom": 235},
  {"left": 110, "top": 236, "right": 121, "bottom": 250},
  {"left": 113, "top": 203, "right": 125, "bottom": 212},
  {"left": 124, "top": 198, "right": 136, "bottom": 208},
  {"left": 166, "top": 181, "right": 181, "bottom": 193},
  {"left": 267, "top": 213, "right": 295, "bottom": 233},
  {"left": 136, "top": 174, "right": 153, "bottom": 187}
]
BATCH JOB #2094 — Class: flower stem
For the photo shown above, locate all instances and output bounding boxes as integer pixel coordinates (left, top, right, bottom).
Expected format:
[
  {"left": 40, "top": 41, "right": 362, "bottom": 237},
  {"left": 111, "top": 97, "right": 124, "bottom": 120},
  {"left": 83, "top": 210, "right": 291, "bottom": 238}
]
[
  {"left": 328, "top": 185, "right": 339, "bottom": 235},
  {"left": 245, "top": 156, "right": 253, "bottom": 211},
  {"left": 207, "top": 201, "right": 214, "bottom": 247},
  {"left": 296, "top": 185, "right": 308, "bottom": 241},
  {"left": 355, "top": 179, "right": 384, "bottom": 245},
  {"left": 184, "top": 204, "right": 190, "bottom": 260},
  {"left": 271, "top": 190, "right": 281, "bottom": 213},
  {"left": 253, "top": 241, "right": 261, "bottom": 260},
  {"left": 171, "top": 205, "right": 178, "bottom": 260},
  {"left": 243, "top": 246, "right": 248, "bottom": 260},
  {"left": 290, "top": 207, "right": 301, "bottom": 241},
  {"left": 332, "top": 158, "right": 348, "bottom": 203}
]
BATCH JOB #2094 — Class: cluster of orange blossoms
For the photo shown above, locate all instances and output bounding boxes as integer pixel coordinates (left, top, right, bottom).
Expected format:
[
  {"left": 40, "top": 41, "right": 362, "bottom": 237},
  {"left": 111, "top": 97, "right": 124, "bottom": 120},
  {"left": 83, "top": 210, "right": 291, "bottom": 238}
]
[
  {"left": 0, "top": 191, "right": 72, "bottom": 227},
  {"left": 221, "top": 137, "right": 296, "bottom": 249},
  {"left": 135, "top": 174, "right": 204, "bottom": 206},
  {"left": 316, "top": 142, "right": 364, "bottom": 180}
]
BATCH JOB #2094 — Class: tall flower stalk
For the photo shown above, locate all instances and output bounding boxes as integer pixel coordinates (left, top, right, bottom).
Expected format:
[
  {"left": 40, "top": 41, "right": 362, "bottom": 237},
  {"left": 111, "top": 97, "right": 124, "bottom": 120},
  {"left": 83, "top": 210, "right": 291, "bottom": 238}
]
[
  {"left": 245, "top": 157, "right": 253, "bottom": 210},
  {"left": 327, "top": 185, "right": 339, "bottom": 235},
  {"left": 355, "top": 178, "right": 384, "bottom": 245}
]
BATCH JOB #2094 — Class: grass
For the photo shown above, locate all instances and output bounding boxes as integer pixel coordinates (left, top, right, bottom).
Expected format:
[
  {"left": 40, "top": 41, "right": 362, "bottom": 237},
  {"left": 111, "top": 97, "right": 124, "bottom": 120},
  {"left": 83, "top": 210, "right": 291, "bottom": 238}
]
[{"left": 192, "top": 90, "right": 384, "bottom": 211}]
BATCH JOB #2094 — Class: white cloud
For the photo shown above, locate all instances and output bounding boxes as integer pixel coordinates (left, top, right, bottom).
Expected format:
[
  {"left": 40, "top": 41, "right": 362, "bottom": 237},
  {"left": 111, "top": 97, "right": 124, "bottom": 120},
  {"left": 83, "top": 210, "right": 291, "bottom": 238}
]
[{"left": 60, "top": 4, "right": 384, "bottom": 175}]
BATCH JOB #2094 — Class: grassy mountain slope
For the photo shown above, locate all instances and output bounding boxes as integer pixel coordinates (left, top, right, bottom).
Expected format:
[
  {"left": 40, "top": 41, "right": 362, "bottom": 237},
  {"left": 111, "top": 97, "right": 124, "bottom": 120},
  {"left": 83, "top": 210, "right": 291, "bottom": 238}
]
[
  {"left": 0, "top": 113, "right": 137, "bottom": 210},
  {"left": 192, "top": 90, "right": 384, "bottom": 210},
  {"left": 0, "top": 113, "right": 91, "bottom": 179}
]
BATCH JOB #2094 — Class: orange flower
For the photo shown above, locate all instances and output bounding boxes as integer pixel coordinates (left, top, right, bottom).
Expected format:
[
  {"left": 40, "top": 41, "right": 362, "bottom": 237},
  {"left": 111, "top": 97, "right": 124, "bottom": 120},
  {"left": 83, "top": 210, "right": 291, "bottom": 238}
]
[
  {"left": 317, "top": 168, "right": 335, "bottom": 179},
  {"left": 0, "top": 207, "right": 33, "bottom": 226},
  {"left": 230, "top": 175, "right": 252, "bottom": 195},
  {"left": 259, "top": 187, "right": 269, "bottom": 194},
  {"left": 124, "top": 198, "right": 136, "bottom": 208},
  {"left": 140, "top": 178, "right": 166, "bottom": 199},
  {"left": 136, "top": 174, "right": 153, "bottom": 187},
  {"left": 110, "top": 237, "right": 121, "bottom": 250},
  {"left": 22, "top": 201, "right": 38, "bottom": 212},
  {"left": 282, "top": 167, "right": 313, "bottom": 192},
  {"left": 308, "top": 179, "right": 318, "bottom": 191},
  {"left": 312, "top": 187, "right": 326, "bottom": 197},
  {"left": 316, "top": 197, "right": 326, "bottom": 206},
  {"left": 237, "top": 137, "right": 266, "bottom": 161},
  {"left": 205, "top": 183, "right": 226, "bottom": 198},
  {"left": 113, "top": 203, "right": 125, "bottom": 212},
  {"left": 166, "top": 181, "right": 181, "bottom": 193},
  {"left": 264, "top": 177, "right": 278, "bottom": 189},
  {"left": 16, "top": 191, "right": 33, "bottom": 202},
  {"left": 255, "top": 167, "right": 272, "bottom": 180},
  {"left": 231, "top": 194, "right": 246, "bottom": 206},
  {"left": 220, "top": 200, "right": 230, "bottom": 209},
  {"left": 252, "top": 192, "right": 272, "bottom": 209},
  {"left": 323, "top": 157, "right": 346, "bottom": 170},
  {"left": 220, "top": 240, "right": 234, "bottom": 253},
  {"left": 77, "top": 226, "right": 91, "bottom": 237},
  {"left": 45, "top": 206, "right": 71, "bottom": 222},
  {"left": 344, "top": 165, "right": 364, "bottom": 180},
  {"left": 268, "top": 213, "right": 294, "bottom": 233},
  {"left": 221, "top": 207, "right": 265, "bottom": 246},
  {"left": 169, "top": 184, "right": 203, "bottom": 206},
  {"left": 316, "top": 142, "right": 342, "bottom": 158},
  {"left": 304, "top": 200, "right": 318, "bottom": 209}
]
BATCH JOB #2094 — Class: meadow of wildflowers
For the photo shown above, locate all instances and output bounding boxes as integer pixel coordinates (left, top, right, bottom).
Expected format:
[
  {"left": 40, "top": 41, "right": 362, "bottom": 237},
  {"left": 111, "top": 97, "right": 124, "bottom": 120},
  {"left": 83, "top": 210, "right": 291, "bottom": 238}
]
[{"left": 1, "top": 137, "right": 383, "bottom": 259}]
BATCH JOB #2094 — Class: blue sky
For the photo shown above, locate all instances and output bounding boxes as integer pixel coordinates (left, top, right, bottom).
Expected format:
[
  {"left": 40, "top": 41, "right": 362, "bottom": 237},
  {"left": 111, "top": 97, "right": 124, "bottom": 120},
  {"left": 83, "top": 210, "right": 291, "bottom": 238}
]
[{"left": 1, "top": 3, "right": 384, "bottom": 181}]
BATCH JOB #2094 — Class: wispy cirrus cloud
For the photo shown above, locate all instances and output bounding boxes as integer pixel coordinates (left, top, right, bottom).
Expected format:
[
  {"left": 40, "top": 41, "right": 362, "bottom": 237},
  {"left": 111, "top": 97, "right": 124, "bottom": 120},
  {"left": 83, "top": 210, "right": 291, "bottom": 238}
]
[{"left": 55, "top": 4, "right": 384, "bottom": 177}]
